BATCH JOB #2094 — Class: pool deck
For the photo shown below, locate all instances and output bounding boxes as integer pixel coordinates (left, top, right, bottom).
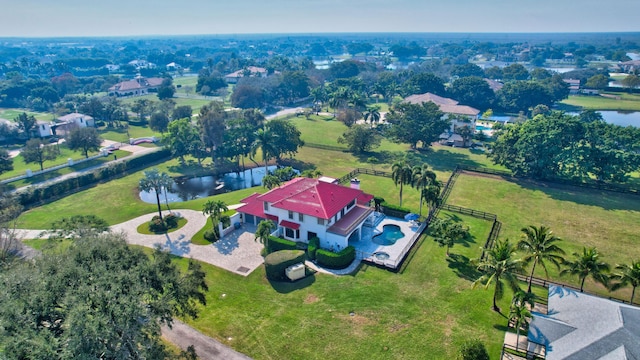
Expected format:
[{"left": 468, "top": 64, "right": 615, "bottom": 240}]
[{"left": 351, "top": 216, "right": 424, "bottom": 269}]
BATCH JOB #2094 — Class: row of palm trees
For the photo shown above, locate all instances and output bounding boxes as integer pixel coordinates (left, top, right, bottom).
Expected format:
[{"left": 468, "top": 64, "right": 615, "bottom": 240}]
[
  {"left": 473, "top": 225, "right": 640, "bottom": 313},
  {"left": 390, "top": 161, "right": 441, "bottom": 216}
]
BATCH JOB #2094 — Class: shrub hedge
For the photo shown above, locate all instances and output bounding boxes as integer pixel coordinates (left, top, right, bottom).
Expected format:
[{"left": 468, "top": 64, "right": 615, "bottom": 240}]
[
  {"left": 307, "top": 236, "right": 319, "bottom": 260},
  {"left": 264, "top": 250, "right": 305, "bottom": 281},
  {"left": 380, "top": 201, "right": 411, "bottom": 218},
  {"left": 18, "top": 149, "right": 170, "bottom": 208},
  {"left": 268, "top": 236, "right": 297, "bottom": 253},
  {"left": 316, "top": 246, "right": 355, "bottom": 269}
]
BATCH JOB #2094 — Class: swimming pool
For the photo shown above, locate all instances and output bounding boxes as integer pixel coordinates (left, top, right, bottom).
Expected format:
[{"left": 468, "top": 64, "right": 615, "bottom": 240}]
[
  {"left": 372, "top": 224, "right": 405, "bottom": 246},
  {"left": 475, "top": 125, "right": 492, "bottom": 131}
]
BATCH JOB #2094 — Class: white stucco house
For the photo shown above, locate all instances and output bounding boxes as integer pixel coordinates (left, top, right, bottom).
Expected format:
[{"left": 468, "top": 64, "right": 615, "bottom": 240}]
[
  {"left": 236, "top": 177, "right": 374, "bottom": 252},
  {"left": 52, "top": 113, "right": 94, "bottom": 136},
  {"left": 224, "top": 66, "right": 271, "bottom": 84}
]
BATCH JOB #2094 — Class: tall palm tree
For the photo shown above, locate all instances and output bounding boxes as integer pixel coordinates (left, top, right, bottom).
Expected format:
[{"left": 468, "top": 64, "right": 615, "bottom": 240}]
[
  {"left": 255, "top": 220, "right": 276, "bottom": 253},
  {"left": 138, "top": 169, "right": 174, "bottom": 221},
  {"left": 412, "top": 164, "right": 437, "bottom": 215},
  {"left": 252, "top": 127, "right": 278, "bottom": 174},
  {"left": 508, "top": 301, "right": 531, "bottom": 351},
  {"left": 391, "top": 161, "right": 413, "bottom": 208},
  {"left": 421, "top": 184, "right": 442, "bottom": 216},
  {"left": 518, "top": 225, "right": 566, "bottom": 293},
  {"left": 561, "top": 247, "right": 610, "bottom": 292},
  {"left": 363, "top": 106, "right": 381, "bottom": 125},
  {"left": 610, "top": 260, "right": 640, "bottom": 304},
  {"left": 202, "top": 200, "right": 229, "bottom": 230},
  {"left": 473, "top": 239, "right": 524, "bottom": 312},
  {"left": 511, "top": 289, "right": 537, "bottom": 311}
]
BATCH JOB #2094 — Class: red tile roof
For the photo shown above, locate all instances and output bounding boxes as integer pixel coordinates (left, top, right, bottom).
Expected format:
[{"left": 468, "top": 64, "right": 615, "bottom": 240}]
[
  {"left": 240, "top": 177, "right": 373, "bottom": 220},
  {"left": 404, "top": 92, "right": 480, "bottom": 116}
]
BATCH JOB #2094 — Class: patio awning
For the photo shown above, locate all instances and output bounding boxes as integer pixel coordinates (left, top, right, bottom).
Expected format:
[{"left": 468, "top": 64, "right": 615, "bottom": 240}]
[
  {"left": 265, "top": 214, "right": 278, "bottom": 222},
  {"left": 279, "top": 220, "right": 300, "bottom": 230}
]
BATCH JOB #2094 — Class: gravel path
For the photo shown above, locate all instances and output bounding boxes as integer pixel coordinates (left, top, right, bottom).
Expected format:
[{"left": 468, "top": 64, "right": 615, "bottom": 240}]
[{"left": 162, "top": 320, "right": 252, "bottom": 360}]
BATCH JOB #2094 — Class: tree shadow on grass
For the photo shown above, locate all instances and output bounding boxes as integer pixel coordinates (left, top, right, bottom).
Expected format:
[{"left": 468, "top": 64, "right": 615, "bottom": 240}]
[
  {"left": 446, "top": 253, "right": 481, "bottom": 281},
  {"left": 269, "top": 273, "right": 316, "bottom": 294},
  {"left": 437, "top": 213, "right": 479, "bottom": 249},
  {"left": 511, "top": 177, "right": 640, "bottom": 212}
]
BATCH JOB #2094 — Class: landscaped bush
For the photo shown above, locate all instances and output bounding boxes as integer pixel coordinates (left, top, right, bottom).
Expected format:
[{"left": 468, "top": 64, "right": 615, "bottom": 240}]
[
  {"left": 316, "top": 246, "right": 355, "bottom": 269},
  {"left": 164, "top": 213, "right": 179, "bottom": 228},
  {"left": 203, "top": 229, "right": 218, "bottom": 243},
  {"left": 268, "top": 236, "right": 297, "bottom": 252},
  {"left": 264, "top": 250, "right": 305, "bottom": 281},
  {"left": 220, "top": 215, "right": 231, "bottom": 229},
  {"left": 380, "top": 201, "right": 411, "bottom": 218},
  {"left": 148, "top": 213, "right": 182, "bottom": 233},
  {"left": 307, "top": 236, "right": 319, "bottom": 260}
]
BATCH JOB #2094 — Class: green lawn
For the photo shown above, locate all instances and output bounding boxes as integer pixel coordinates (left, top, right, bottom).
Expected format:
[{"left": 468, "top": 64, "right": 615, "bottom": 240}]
[
  {"left": 99, "top": 123, "right": 162, "bottom": 143},
  {"left": 560, "top": 92, "right": 640, "bottom": 111},
  {"left": 445, "top": 172, "right": 640, "bottom": 301},
  {"left": 120, "top": 94, "right": 214, "bottom": 113},
  {"left": 0, "top": 108, "right": 54, "bottom": 121},
  {"left": 171, "top": 211, "right": 512, "bottom": 360}
]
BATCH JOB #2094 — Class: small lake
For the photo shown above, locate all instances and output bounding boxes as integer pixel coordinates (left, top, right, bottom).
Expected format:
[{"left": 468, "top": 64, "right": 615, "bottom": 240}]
[
  {"left": 569, "top": 111, "right": 640, "bottom": 128},
  {"left": 140, "top": 165, "right": 281, "bottom": 204}
]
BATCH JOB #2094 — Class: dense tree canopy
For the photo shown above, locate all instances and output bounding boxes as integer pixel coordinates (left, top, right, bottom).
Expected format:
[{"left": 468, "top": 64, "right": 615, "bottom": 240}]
[
  {"left": 489, "top": 111, "right": 640, "bottom": 182},
  {"left": 0, "top": 234, "right": 207, "bottom": 359},
  {"left": 447, "top": 76, "right": 495, "bottom": 111},
  {"left": 385, "top": 101, "right": 449, "bottom": 149},
  {"left": 404, "top": 72, "right": 446, "bottom": 96},
  {"left": 337, "top": 124, "right": 382, "bottom": 153},
  {"left": 66, "top": 127, "right": 102, "bottom": 158}
]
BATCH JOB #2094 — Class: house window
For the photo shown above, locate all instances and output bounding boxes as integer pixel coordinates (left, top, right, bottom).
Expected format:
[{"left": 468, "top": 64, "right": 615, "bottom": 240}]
[
  {"left": 298, "top": 213, "right": 304, "bottom": 222},
  {"left": 347, "top": 199, "right": 355, "bottom": 209},
  {"left": 341, "top": 208, "right": 345, "bottom": 216},
  {"left": 263, "top": 202, "right": 269, "bottom": 211},
  {"left": 308, "top": 231, "right": 317, "bottom": 241},
  {"left": 285, "top": 228, "right": 295, "bottom": 238},
  {"left": 317, "top": 218, "right": 324, "bottom": 225},
  {"left": 288, "top": 211, "right": 294, "bottom": 220}
]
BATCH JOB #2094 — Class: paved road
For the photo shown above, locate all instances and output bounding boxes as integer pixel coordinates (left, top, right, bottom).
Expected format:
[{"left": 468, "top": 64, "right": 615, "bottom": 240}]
[{"left": 162, "top": 320, "right": 252, "bottom": 360}]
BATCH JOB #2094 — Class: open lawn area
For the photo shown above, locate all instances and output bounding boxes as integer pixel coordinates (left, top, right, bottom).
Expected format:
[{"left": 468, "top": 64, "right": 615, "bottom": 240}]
[
  {"left": 120, "top": 94, "right": 215, "bottom": 113},
  {"left": 560, "top": 92, "right": 640, "bottom": 111},
  {"left": 167, "top": 211, "right": 512, "bottom": 360},
  {"left": 98, "top": 123, "right": 162, "bottom": 143},
  {"left": 445, "top": 172, "right": 640, "bottom": 301},
  {"left": 0, "top": 108, "right": 54, "bottom": 121}
]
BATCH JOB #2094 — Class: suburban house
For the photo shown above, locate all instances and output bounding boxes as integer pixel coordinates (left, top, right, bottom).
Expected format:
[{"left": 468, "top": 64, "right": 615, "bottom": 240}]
[
  {"left": 52, "top": 113, "right": 95, "bottom": 136},
  {"left": 128, "top": 59, "right": 156, "bottom": 70},
  {"left": 404, "top": 92, "right": 480, "bottom": 147},
  {"left": 33, "top": 121, "right": 53, "bottom": 138},
  {"left": 619, "top": 60, "right": 640, "bottom": 74},
  {"left": 526, "top": 285, "right": 640, "bottom": 359},
  {"left": 224, "top": 66, "right": 271, "bottom": 83},
  {"left": 563, "top": 79, "right": 581, "bottom": 94},
  {"left": 108, "top": 76, "right": 164, "bottom": 97},
  {"left": 236, "top": 177, "right": 374, "bottom": 252}
]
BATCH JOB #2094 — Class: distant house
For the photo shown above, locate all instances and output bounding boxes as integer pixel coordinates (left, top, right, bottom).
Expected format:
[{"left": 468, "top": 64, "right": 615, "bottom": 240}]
[
  {"left": 619, "top": 60, "right": 640, "bottom": 74},
  {"left": 224, "top": 66, "right": 271, "bottom": 84},
  {"left": 404, "top": 92, "right": 480, "bottom": 147},
  {"left": 484, "top": 78, "right": 504, "bottom": 92},
  {"left": 105, "top": 64, "right": 120, "bottom": 72},
  {"left": 34, "top": 121, "right": 53, "bottom": 138},
  {"left": 236, "top": 177, "right": 374, "bottom": 251},
  {"left": 52, "top": 113, "right": 94, "bottom": 136},
  {"left": 108, "top": 77, "right": 164, "bottom": 97},
  {"left": 166, "top": 62, "right": 182, "bottom": 71},
  {"left": 128, "top": 60, "right": 156, "bottom": 70},
  {"left": 527, "top": 285, "right": 640, "bottom": 359},
  {"left": 563, "top": 79, "right": 581, "bottom": 94}
]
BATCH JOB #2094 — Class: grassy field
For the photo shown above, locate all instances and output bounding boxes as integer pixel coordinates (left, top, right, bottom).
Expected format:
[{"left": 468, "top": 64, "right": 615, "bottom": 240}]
[
  {"left": 120, "top": 94, "right": 214, "bottom": 113},
  {"left": 445, "top": 172, "right": 640, "bottom": 301},
  {"left": 170, "top": 212, "right": 515, "bottom": 360},
  {"left": 0, "top": 108, "right": 54, "bottom": 121},
  {"left": 99, "top": 123, "right": 162, "bottom": 143},
  {"left": 560, "top": 92, "right": 640, "bottom": 111}
]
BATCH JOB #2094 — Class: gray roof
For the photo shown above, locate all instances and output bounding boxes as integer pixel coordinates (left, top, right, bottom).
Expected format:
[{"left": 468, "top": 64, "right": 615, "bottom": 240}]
[{"left": 529, "top": 285, "right": 640, "bottom": 360}]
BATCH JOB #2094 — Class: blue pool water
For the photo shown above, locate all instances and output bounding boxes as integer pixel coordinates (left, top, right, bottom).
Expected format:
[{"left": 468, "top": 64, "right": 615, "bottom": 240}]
[
  {"left": 372, "top": 224, "right": 405, "bottom": 246},
  {"left": 475, "top": 125, "right": 492, "bottom": 131}
]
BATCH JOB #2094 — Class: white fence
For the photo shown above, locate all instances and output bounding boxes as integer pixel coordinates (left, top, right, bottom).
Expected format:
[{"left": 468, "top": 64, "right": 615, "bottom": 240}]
[{"left": 0, "top": 151, "right": 110, "bottom": 185}]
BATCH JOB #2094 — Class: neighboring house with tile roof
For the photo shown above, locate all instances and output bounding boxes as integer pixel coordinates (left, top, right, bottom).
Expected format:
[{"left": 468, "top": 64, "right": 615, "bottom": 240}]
[
  {"left": 527, "top": 285, "right": 640, "bottom": 360},
  {"left": 224, "top": 66, "right": 271, "bottom": 84},
  {"left": 108, "top": 77, "right": 164, "bottom": 97},
  {"left": 404, "top": 92, "right": 480, "bottom": 147},
  {"left": 236, "top": 177, "right": 374, "bottom": 251}
]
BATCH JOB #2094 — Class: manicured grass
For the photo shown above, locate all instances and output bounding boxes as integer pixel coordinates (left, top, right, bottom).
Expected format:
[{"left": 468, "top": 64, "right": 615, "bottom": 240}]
[
  {"left": 0, "top": 108, "right": 54, "bottom": 121},
  {"left": 560, "top": 93, "right": 640, "bottom": 111},
  {"left": 99, "top": 123, "right": 162, "bottom": 143},
  {"left": 120, "top": 95, "right": 214, "bottom": 113},
  {"left": 445, "top": 172, "right": 640, "bottom": 300},
  {"left": 171, "top": 212, "right": 511, "bottom": 360},
  {"left": 191, "top": 212, "right": 236, "bottom": 245},
  {"left": 136, "top": 217, "right": 188, "bottom": 235}
]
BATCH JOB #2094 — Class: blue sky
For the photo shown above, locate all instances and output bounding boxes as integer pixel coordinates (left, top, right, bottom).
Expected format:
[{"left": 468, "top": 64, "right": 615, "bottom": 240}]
[{"left": 0, "top": 0, "right": 638, "bottom": 37}]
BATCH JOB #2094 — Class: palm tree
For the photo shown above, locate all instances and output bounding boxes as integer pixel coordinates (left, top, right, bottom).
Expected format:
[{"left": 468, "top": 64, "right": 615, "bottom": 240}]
[
  {"left": 508, "top": 301, "right": 531, "bottom": 351},
  {"left": 421, "top": 184, "right": 442, "bottom": 216},
  {"left": 610, "top": 260, "right": 640, "bottom": 304},
  {"left": 363, "top": 106, "right": 381, "bottom": 125},
  {"left": 139, "top": 169, "right": 174, "bottom": 221},
  {"left": 511, "top": 289, "right": 537, "bottom": 311},
  {"left": 518, "top": 225, "right": 566, "bottom": 293},
  {"left": 473, "top": 239, "right": 524, "bottom": 312},
  {"left": 391, "top": 160, "right": 413, "bottom": 208},
  {"left": 252, "top": 127, "right": 278, "bottom": 174},
  {"left": 255, "top": 219, "right": 276, "bottom": 253},
  {"left": 412, "top": 164, "right": 437, "bottom": 215},
  {"left": 202, "top": 200, "right": 228, "bottom": 230},
  {"left": 561, "top": 247, "right": 610, "bottom": 292}
]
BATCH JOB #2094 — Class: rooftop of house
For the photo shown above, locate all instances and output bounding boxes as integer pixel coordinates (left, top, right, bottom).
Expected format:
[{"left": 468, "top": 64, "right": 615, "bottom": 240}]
[
  {"left": 108, "top": 77, "right": 164, "bottom": 92},
  {"left": 225, "top": 66, "right": 269, "bottom": 78},
  {"left": 404, "top": 92, "right": 480, "bottom": 116},
  {"left": 484, "top": 78, "right": 504, "bottom": 92},
  {"left": 57, "top": 113, "right": 93, "bottom": 122},
  {"left": 238, "top": 177, "right": 373, "bottom": 220},
  {"left": 528, "top": 285, "right": 640, "bottom": 360}
]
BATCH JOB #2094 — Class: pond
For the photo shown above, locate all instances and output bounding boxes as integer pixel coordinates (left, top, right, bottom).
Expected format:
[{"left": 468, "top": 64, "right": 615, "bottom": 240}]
[
  {"left": 569, "top": 111, "right": 640, "bottom": 128},
  {"left": 139, "top": 165, "right": 284, "bottom": 204}
]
